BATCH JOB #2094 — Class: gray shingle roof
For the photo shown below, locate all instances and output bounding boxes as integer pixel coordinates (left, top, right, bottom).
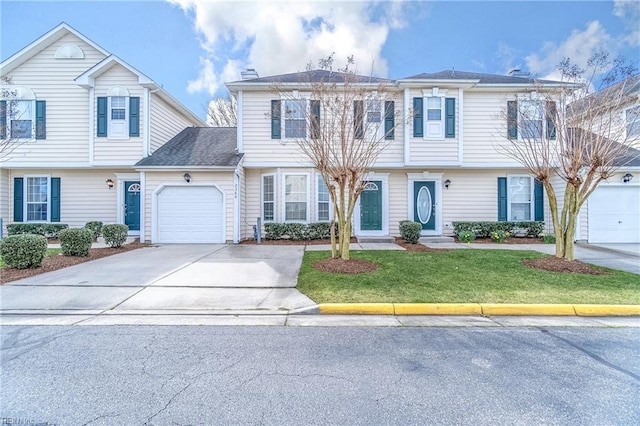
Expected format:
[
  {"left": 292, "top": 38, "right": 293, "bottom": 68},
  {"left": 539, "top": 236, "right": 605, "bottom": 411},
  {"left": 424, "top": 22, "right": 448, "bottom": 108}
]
[
  {"left": 136, "top": 127, "right": 241, "bottom": 167},
  {"left": 615, "top": 144, "right": 640, "bottom": 167},
  {"left": 401, "top": 70, "right": 562, "bottom": 85},
  {"left": 229, "top": 69, "right": 391, "bottom": 84}
]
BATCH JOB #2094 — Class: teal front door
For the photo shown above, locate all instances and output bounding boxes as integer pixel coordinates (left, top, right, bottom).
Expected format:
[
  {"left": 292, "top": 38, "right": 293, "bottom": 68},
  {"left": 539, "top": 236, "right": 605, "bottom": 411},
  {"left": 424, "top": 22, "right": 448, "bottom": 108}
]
[
  {"left": 124, "top": 181, "right": 140, "bottom": 231},
  {"left": 414, "top": 181, "right": 436, "bottom": 231},
  {"left": 360, "top": 181, "right": 382, "bottom": 231}
]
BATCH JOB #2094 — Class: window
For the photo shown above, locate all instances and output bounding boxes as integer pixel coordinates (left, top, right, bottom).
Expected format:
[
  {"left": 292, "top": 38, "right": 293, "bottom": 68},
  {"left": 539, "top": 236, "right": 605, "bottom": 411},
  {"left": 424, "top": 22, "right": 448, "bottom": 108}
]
[
  {"left": 284, "top": 174, "right": 308, "bottom": 222},
  {"left": 97, "top": 89, "right": 139, "bottom": 138},
  {"left": 355, "top": 100, "right": 386, "bottom": 140},
  {"left": 626, "top": 105, "right": 640, "bottom": 138},
  {"left": 508, "top": 176, "right": 533, "bottom": 221},
  {"left": 413, "top": 96, "right": 455, "bottom": 139},
  {"left": 262, "top": 175, "right": 275, "bottom": 222},
  {"left": 508, "top": 99, "right": 555, "bottom": 140},
  {"left": 519, "top": 100, "right": 543, "bottom": 139},
  {"left": 284, "top": 100, "right": 306, "bottom": 138},
  {"left": 10, "top": 100, "right": 34, "bottom": 138},
  {"left": 26, "top": 176, "right": 49, "bottom": 221},
  {"left": 107, "top": 96, "right": 129, "bottom": 138},
  {"left": 317, "top": 176, "right": 330, "bottom": 222}
]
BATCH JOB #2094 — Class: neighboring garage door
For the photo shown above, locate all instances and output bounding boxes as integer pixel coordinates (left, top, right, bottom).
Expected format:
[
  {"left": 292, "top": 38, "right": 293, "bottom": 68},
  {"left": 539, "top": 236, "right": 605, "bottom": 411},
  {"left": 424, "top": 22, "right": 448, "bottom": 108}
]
[
  {"left": 588, "top": 185, "right": 640, "bottom": 243},
  {"left": 157, "top": 185, "right": 224, "bottom": 243}
]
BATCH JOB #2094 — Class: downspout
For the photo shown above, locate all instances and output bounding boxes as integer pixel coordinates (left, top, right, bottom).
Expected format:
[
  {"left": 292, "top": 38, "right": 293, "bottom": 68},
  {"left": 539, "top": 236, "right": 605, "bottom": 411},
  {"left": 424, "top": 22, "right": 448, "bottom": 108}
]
[
  {"left": 233, "top": 166, "right": 240, "bottom": 243},
  {"left": 403, "top": 87, "right": 410, "bottom": 166}
]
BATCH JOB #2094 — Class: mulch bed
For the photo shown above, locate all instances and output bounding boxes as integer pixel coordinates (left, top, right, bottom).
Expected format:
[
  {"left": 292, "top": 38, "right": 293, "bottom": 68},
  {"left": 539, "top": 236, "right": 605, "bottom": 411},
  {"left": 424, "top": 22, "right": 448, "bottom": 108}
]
[
  {"left": 240, "top": 237, "right": 357, "bottom": 245},
  {"left": 313, "top": 258, "right": 379, "bottom": 274},
  {"left": 394, "top": 237, "right": 448, "bottom": 252},
  {"left": 465, "top": 237, "right": 544, "bottom": 244},
  {"left": 1, "top": 240, "right": 148, "bottom": 284},
  {"left": 522, "top": 257, "right": 610, "bottom": 275}
]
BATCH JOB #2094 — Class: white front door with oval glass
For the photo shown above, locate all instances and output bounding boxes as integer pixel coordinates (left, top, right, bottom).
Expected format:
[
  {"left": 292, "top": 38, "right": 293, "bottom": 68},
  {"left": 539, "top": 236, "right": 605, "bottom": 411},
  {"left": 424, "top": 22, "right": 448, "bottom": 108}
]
[{"left": 414, "top": 181, "right": 436, "bottom": 231}]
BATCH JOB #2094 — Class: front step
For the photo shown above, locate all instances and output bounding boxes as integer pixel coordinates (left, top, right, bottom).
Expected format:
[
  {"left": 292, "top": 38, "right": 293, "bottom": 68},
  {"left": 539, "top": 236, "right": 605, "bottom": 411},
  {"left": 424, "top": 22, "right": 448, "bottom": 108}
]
[
  {"left": 419, "top": 236, "right": 455, "bottom": 244},
  {"left": 356, "top": 236, "right": 396, "bottom": 244}
]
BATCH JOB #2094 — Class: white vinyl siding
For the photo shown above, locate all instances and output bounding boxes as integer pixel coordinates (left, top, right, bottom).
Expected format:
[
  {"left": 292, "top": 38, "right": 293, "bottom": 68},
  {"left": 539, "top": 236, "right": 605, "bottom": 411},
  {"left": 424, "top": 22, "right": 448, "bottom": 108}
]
[
  {"left": 626, "top": 105, "right": 640, "bottom": 138},
  {"left": 149, "top": 93, "right": 197, "bottom": 153},
  {"left": 0, "top": 168, "right": 9, "bottom": 236}
]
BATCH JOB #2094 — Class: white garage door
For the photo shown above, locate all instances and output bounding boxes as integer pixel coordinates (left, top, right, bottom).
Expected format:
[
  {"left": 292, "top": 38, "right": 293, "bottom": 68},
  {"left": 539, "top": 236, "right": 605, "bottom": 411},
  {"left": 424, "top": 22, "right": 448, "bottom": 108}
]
[
  {"left": 588, "top": 185, "right": 640, "bottom": 243},
  {"left": 157, "top": 186, "right": 224, "bottom": 243}
]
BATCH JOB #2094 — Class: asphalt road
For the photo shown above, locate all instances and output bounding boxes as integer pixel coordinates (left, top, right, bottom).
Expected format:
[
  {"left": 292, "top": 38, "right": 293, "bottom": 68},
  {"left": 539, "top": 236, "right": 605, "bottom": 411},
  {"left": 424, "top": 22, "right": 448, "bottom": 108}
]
[{"left": 1, "top": 326, "right": 639, "bottom": 425}]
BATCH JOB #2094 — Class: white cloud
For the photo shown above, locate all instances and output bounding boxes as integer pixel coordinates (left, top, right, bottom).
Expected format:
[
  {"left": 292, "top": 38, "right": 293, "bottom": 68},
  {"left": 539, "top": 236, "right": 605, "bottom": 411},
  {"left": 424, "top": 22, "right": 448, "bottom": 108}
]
[
  {"left": 169, "top": 0, "right": 408, "bottom": 95},
  {"left": 613, "top": 0, "right": 640, "bottom": 47}
]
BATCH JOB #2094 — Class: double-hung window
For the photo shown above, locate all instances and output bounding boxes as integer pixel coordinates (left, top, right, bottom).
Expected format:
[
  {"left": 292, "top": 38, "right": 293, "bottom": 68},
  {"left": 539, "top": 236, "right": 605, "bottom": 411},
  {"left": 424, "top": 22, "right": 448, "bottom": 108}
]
[
  {"left": 97, "top": 86, "right": 140, "bottom": 139},
  {"left": 284, "top": 174, "right": 308, "bottom": 222},
  {"left": 262, "top": 175, "right": 275, "bottom": 222},
  {"left": 284, "top": 100, "right": 307, "bottom": 138},
  {"left": 626, "top": 105, "right": 640, "bottom": 138},
  {"left": 107, "top": 96, "right": 129, "bottom": 138},
  {"left": 26, "top": 176, "right": 49, "bottom": 222},
  {"left": 508, "top": 176, "right": 533, "bottom": 221},
  {"left": 519, "top": 100, "right": 543, "bottom": 139},
  {"left": 10, "top": 100, "right": 34, "bottom": 138},
  {"left": 508, "top": 99, "right": 555, "bottom": 140},
  {"left": 317, "top": 176, "right": 330, "bottom": 222},
  {"left": 413, "top": 93, "right": 455, "bottom": 139}
]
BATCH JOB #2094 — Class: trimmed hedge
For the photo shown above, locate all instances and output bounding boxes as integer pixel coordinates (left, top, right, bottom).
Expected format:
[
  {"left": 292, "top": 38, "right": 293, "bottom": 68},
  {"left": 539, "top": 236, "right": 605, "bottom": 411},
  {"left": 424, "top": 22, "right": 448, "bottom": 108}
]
[
  {"left": 0, "top": 234, "right": 47, "bottom": 269},
  {"left": 102, "top": 224, "right": 129, "bottom": 248},
  {"left": 58, "top": 228, "right": 93, "bottom": 257},
  {"left": 7, "top": 223, "right": 69, "bottom": 239},
  {"left": 399, "top": 220, "right": 422, "bottom": 244},
  {"left": 263, "top": 222, "right": 337, "bottom": 241},
  {"left": 452, "top": 221, "right": 544, "bottom": 238},
  {"left": 84, "top": 221, "right": 104, "bottom": 241},
  {"left": 457, "top": 230, "right": 476, "bottom": 243}
]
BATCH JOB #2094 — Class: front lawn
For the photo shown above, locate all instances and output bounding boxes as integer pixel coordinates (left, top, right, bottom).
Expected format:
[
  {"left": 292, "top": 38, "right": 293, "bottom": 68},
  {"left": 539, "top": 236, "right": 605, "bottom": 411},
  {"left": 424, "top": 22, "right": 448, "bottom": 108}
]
[
  {"left": 0, "top": 248, "right": 62, "bottom": 268},
  {"left": 297, "top": 250, "right": 640, "bottom": 304}
]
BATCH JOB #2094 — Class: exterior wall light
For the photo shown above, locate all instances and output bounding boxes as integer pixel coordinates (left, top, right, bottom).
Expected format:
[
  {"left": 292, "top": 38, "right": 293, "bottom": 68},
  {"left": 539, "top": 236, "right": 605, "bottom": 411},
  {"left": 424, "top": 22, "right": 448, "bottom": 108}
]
[
  {"left": 444, "top": 179, "right": 451, "bottom": 189},
  {"left": 106, "top": 178, "right": 114, "bottom": 189},
  {"left": 622, "top": 173, "right": 633, "bottom": 183},
  {"left": 183, "top": 172, "right": 192, "bottom": 183}
]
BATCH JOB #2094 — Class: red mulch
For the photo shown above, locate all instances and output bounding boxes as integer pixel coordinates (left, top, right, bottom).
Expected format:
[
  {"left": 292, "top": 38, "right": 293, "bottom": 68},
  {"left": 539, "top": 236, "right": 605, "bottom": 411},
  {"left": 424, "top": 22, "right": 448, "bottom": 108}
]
[
  {"left": 313, "top": 257, "right": 379, "bottom": 274},
  {"left": 522, "top": 257, "right": 609, "bottom": 275},
  {"left": 466, "top": 237, "right": 544, "bottom": 244},
  {"left": 1, "top": 241, "right": 149, "bottom": 284}
]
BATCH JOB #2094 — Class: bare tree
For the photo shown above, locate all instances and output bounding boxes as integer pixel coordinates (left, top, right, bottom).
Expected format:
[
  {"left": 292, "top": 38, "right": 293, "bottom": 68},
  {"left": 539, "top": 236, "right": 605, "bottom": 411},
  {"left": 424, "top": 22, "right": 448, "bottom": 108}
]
[
  {"left": 0, "top": 76, "right": 25, "bottom": 160},
  {"left": 271, "top": 56, "right": 401, "bottom": 260},
  {"left": 499, "top": 51, "right": 638, "bottom": 260},
  {"left": 207, "top": 94, "right": 237, "bottom": 127}
]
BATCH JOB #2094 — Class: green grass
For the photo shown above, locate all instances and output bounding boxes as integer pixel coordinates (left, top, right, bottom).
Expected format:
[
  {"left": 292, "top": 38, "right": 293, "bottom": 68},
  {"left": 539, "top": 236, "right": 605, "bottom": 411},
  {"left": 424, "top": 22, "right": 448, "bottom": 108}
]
[
  {"left": 0, "top": 248, "right": 62, "bottom": 268},
  {"left": 297, "top": 249, "right": 640, "bottom": 304}
]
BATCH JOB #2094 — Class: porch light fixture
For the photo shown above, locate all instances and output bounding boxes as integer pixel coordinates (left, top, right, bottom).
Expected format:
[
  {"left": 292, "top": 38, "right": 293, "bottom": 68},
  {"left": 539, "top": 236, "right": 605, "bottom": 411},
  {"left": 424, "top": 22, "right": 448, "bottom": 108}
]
[
  {"left": 183, "top": 172, "right": 192, "bottom": 183},
  {"left": 444, "top": 179, "right": 451, "bottom": 189},
  {"left": 106, "top": 178, "right": 114, "bottom": 189},
  {"left": 622, "top": 173, "right": 633, "bottom": 183}
]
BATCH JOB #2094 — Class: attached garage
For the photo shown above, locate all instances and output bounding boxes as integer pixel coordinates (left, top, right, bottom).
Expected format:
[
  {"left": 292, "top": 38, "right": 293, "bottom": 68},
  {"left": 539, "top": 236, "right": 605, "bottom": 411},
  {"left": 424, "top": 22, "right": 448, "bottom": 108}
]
[
  {"left": 155, "top": 185, "right": 224, "bottom": 243},
  {"left": 588, "top": 185, "right": 640, "bottom": 243}
]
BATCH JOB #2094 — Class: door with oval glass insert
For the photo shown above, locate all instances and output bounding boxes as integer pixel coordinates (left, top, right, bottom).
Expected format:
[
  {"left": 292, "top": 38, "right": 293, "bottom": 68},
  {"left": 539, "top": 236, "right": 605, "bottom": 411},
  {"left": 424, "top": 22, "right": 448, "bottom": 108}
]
[{"left": 414, "top": 181, "right": 436, "bottom": 231}]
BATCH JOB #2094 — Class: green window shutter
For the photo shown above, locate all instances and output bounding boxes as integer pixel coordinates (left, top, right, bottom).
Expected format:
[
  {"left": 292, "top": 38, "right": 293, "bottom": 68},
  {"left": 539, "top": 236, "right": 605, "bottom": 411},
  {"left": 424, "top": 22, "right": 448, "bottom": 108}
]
[
  {"left": 413, "top": 97, "right": 423, "bottom": 137},
  {"left": 129, "top": 97, "right": 140, "bottom": 137},
  {"left": 546, "top": 101, "right": 556, "bottom": 140},
  {"left": 507, "top": 100, "right": 518, "bottom": 139},
  {"left": 13, "top": 177, "right": 24, "bottom": 222},
  {"left": 35, "top": 100, "right": 46, "bottom": 139},
  {"left": 497, "top": 177, "right": 507, "bottom": 221},
  {"left": 445, "top": 97, "right": 455, "bottom": 138},
  {"left": 354, "top": 100, "right": 363, "bottom": 139},
  {"left": 97, "top": 97, "right": 107, "bottom": 137},
  {"left": 271, "top": 100, "right": 281, "bottom": 139},
  {"left": 50, "top": 178, "right": 61, "bottom": 222},
  {"left": 0, "top": 100, "right": 6, "bottom": 139},
  {"left": 310, "top": 100, "right": 320, "bottom": 139},
  {"left": 384, "top": 100, "right": 394, "bottom": 140},
  {"left": 534, "top": 179, "right": 544, "bottom": 221}
]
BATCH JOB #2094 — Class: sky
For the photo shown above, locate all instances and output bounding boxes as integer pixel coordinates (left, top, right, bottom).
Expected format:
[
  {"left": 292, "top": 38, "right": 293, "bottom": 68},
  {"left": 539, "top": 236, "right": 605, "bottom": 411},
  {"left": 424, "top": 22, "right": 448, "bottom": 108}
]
[{"left": 1, "top": 0, "right": 639, "bottom": 121}]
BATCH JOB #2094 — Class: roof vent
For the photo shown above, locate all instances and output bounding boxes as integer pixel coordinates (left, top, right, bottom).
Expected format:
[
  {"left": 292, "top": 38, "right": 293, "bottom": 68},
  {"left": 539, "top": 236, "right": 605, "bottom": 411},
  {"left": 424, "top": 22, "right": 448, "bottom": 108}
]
[
  {"left": 241, "top": 69, "right": 259, "bottom": 80},
  {"left": 509, "top": 69, "right": 530, "bottom": 78}
]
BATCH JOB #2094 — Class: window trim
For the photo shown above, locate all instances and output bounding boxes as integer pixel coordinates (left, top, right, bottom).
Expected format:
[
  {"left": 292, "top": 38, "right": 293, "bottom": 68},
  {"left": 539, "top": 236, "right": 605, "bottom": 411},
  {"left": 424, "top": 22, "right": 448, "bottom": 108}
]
[
  {"left": 261, "top": 174, "right": 276, "bottom": 222},
  {"left": 506, "top": 174, "right": 535, "bottom": 221},
  {"left": 282, "top": 172, "right": 310, "bottom": 223},
  {"left": 107, "top": 95, "right": 129, "bottom": 140},
  {"left": 6, "top": 99, "right": 36, "bottom": 140},
  {"left": 316, "top": 174, "right": 332, "bottom": 222},
  {"left": 517, "top": 98, "right": 544, "bottom": 140},
  {"left": 281, "top": 93, "right": 311, "bottom": 140},
  {"left": 420, "top": 88, "right": 448, "bottom": 140},
  {"left": 23, "top": 174, "right": 51, "bottom": 223}
]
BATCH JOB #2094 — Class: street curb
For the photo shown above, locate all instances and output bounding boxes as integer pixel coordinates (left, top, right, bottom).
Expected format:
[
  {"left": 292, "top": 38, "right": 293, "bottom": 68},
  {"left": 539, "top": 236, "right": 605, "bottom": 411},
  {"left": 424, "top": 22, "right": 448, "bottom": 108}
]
[{"left": 316, "top": 303, "right": 640, "bottom": 316}]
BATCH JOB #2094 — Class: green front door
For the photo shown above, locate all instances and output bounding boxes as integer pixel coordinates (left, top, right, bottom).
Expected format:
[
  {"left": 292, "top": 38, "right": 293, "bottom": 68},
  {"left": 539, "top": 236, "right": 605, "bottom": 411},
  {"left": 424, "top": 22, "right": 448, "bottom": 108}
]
[
  {"left": 124, "top": 181, "right": 140, "bottom": 231},
  {"left": 414, "top": 181, "right": 436, "bottom": 231},
  {"left": 360, "top": 181, "right": 382, "bottom": 231}
]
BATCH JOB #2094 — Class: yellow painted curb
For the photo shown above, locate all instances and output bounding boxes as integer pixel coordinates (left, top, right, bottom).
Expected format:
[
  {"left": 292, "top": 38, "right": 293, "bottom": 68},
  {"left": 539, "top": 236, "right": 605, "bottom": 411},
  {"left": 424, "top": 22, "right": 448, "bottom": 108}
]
[
  {"left": 394, "top": 303, "right": 482, "bottom": 315},
  {"left": 319, "top": 303, "right": 394, "bottom": 315},
  {"left": 481, "top": 304, "right": 576, "bottom": 316},
  {"left": 573, "top": 304, "right": 640, "bottom": 316}
]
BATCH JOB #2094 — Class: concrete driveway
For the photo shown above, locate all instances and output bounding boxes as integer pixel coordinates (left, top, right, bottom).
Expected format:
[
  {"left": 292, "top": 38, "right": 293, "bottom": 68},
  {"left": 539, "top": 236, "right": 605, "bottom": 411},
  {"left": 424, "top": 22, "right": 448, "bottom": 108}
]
[{"left": 0, "top": 245, "right": 315, "bottom": 314}]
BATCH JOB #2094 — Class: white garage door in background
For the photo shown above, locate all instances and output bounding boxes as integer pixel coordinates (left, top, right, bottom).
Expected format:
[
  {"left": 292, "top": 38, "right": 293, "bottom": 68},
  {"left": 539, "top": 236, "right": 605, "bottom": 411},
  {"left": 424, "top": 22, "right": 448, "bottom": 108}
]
[
  {"left": 156, "top": 185, "right": 224, "bottom": 243},
  {"left": 588, "top": 185, "right": 640, "bottom": 243}
]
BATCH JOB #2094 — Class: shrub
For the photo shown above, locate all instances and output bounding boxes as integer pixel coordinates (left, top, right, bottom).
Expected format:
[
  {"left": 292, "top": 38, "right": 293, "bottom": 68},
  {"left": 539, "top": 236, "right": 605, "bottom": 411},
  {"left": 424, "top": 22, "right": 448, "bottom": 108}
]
[
  {"left": 457, "top": 230, "right": 476, "bottom": 243},
  {"left": 0, "top": 234, "right": 47, "bottom": 269},
  {"left": 7, "top": 223, "right": 69, "bottom": 239},
  {"left": 490, "top": 230, "right": 510, "bottom": 243},
  {"left": 399, "top": 221, "right": 422, "bottom": 244},
  {"left": 452, "top": 221, "right": 544, "bottom": 238},
  {"left": 263, "top": 222, "right": 337, "bottom": 240},
  {"left": 58, "top": 228, "right": 93, "bottom": 257},
  {"left": 541, "top": 233, "right": 556, "bottom": 244},
  {"left": 286, "top": 223, "right": 307, "bottom": 241},
  {"left": 264, "top": 223, "right": 287, "bottom": 240},
  {"left": 102, "top": 224, "right": 129, "bottom": 248},
  {"left": 84, "top": 221, "right": 103, "bottom": 241}
]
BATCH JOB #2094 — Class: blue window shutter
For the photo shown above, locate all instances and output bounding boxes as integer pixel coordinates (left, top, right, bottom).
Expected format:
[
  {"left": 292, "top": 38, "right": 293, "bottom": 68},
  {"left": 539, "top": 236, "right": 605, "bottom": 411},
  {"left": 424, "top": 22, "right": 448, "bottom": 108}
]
[
  {"left": 129, "top": 97, "right": 140, "bottom": 137},
  {"left": 445, "top": 97, "right": 455, "bottom": 138},
  {"left": 271, "top": 100, "right": 281, "bottom": 139},
  {"left": 507, "top": 100, "right": 518, "bottom": 139},
  {"left": 35, "top": 100, "right": 46, "bottom": 139},
  {"left": 534, "top": 179, "right": 544, "bottom": 221},
  {"left": 413, "top": 97, "right": 423, "bottom": 137},
  {"left": 1, "top": 100, "right": 8, "bottom": 139},
  {"left": 310, "top": 100, "right": 320, "bottom": 139},
  {"left": 51, "top": 178, "right": 61, "bottom": 222},
  {"left": 354, "top": 100, "right": 363, "bottom": 139},
  {"left": 384, "top": 100, "right": 394, "bottom": 140},
  {"left": 97, "top": 97, "right": 107, "bottom": 137},
  {"left": 497, "top": 177, "right": 507, "bottom": 221},
  {"left": 546, "top": 101, "right": 556, "bottom": 140},
  {"left": 13, "top": 177, "right": 23, "bottom": 222}
]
